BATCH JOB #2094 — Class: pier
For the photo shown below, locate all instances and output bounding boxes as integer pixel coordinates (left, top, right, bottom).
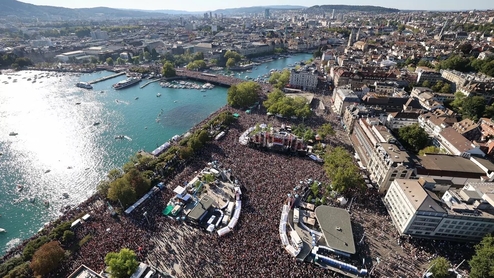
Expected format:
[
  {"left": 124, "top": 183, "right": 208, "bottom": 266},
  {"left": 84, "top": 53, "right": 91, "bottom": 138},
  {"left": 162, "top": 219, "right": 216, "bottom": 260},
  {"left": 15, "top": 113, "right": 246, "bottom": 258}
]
[
  {"left": 88, "top": 72, "right": 125, "bottom": 84},
  {"left": 140, "top": 79, "right": 160, "bottom": 89}
]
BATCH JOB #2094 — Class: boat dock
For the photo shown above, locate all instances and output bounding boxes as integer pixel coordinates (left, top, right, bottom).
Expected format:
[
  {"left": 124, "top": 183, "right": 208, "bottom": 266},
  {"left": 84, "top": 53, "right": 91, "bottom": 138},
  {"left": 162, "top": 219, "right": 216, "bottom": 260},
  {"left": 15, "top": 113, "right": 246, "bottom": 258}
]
[
  {"left": 88, "top": 72, "right": 126, "bottom": 84},
  {"left": 140, "top": 79, "right": 160, "bottom": 89}
]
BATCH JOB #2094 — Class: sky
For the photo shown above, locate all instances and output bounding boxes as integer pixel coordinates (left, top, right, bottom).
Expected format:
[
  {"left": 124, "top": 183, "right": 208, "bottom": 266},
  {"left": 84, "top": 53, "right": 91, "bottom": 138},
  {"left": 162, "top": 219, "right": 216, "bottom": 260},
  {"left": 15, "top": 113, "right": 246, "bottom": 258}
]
[{"left": 19, "top": 0, "right": 494, "bottom": 12}]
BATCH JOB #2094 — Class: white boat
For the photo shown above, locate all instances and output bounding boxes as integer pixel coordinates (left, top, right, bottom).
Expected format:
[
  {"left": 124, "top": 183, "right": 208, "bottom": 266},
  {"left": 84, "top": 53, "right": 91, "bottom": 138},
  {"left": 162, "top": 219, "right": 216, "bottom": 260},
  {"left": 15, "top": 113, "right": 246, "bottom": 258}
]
[
  {"left": 113, "top": 77, "right": 141, "bottom": 90},
  {"left": 0, "top": 228, "right": 6, "bottom": 233},
  {"left": 156, "top": 93, "right": 161, "bottom": 97},
  {"left": 76, "top": 82, "right": 93, "bottom": 89}
]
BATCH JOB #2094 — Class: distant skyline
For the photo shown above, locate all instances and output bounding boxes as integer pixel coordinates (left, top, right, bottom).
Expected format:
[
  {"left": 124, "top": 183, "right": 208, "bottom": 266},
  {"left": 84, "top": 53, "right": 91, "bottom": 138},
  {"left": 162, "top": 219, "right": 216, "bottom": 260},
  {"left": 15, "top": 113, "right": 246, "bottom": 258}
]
[{"left": 18, "top": 0, "right": 494, "bottom": 12}]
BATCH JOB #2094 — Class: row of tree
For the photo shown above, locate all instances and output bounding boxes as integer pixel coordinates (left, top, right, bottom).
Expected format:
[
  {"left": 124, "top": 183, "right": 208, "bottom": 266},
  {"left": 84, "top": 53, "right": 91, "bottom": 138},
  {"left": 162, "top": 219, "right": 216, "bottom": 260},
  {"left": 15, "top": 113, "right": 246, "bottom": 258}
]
[
  {"left": 0, "top": 53, "right": 33, "bottom": 69},
  {"left": 227, "top": 81, "right": 260, "bottom": 108}
]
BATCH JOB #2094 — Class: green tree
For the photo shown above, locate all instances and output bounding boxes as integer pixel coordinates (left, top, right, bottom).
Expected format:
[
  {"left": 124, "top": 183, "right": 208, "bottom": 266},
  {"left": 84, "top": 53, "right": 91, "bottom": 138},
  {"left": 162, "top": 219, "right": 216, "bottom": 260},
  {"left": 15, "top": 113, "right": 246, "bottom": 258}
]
[
  {"left": 0, "top": 257, "right": 24, "bottom": 278},
  {"left": 62, "top": 230, "right": 75, "bottom": 244},
  {"left": 123, "top": 168, "right": 151, "bottom": 199},
  {"left": 116, "top": 57, "right": 125, "bottom": 65},
  {"left": 421, "top": 80, "right": 431, "bottom": 88},
  {"left": 210, "top": 58, "right": 218, "bottom": 65},
  {"left": 450, "top": 91, "right": 466, "bottom": 109},
  {"left": 398, "top": 124, "right": 429, "bottom": 153},
  {"left": 419, "top": 146, "right": 441, "bottom": 156},
  {"left": 469, "top": 234, "right": 494, "bottom": 278},
  {"left": 90, "top": 57, "right": 99, "bottom": 64},
  {"left": 324, "top": 147, "right": 365, "bottom": 194},
  {"left": 227, "top": 81, "right": 260, "bottom": 108},
  {"left": 104, "top": 248, "right": 139, "bottom": 278},
  {"left": 224, "top": 50, "right": 242, "bottom": 62},
  {"left": 162, "top": 61, "right": 176, "bottom": 78},
  {"left": 132, "top": 56, "right": 140, "bottom": 65},
  {"left": 23, "top": 235, "right": 50, "bottom": 261},
  {"left": 143, "top": 51, "right": 151, "bottom": 61},
  {"left": 317, "top": 123, "right": 336, "bottom": 142},
  {"left": 269, "top": 69, "right": 290, "bottom": 89},
  {"left": 463, "top": 96, "right": 486, "bottom": 121},
  {"left": 4, "top": 262, "right": 31, "bottom": 278},
  {"left": 30, "top": 241, "right": 65, "bottom": 277},
  {"left": 430, "top": 256, "right": 450, "bottom": 278},
  {"left": 107, "top": 178, "right": 136, "bottom": 207},
  {"left": 193, "top": 52, "right": 204, "bottom": 61},
  {"left": 106, "top": 57, "right": 114, "bottom": 66},
  {"left": 226, "top": 57, "right": 236, "bottom": 68},
  {"left": 440, "top": 83, "right": 451, "bottom": 94}
]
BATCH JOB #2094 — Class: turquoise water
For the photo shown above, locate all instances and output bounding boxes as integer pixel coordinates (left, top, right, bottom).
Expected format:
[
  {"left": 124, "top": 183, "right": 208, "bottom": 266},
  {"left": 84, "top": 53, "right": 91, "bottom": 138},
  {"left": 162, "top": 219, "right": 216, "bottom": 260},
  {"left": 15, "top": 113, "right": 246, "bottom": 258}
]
[{"left": 0, "top": 53, "right": 312, "bottom": 255}]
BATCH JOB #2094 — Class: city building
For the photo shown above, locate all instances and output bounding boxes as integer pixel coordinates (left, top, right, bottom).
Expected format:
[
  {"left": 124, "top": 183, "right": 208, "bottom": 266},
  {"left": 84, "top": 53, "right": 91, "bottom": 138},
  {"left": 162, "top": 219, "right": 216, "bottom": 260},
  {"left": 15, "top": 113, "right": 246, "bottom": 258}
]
[
  {"left": 385, "top": 111, "right": 420, "bottom": 130},
  {"left": 265, "top": 9, "right": 270, "bottom": 19},
  {"left": 90, "top": 29, "right": 109, "bottom": 40},
  {"left": 350, "top": 118, "right": 414, "bottom": 192},
  {"left": 332, "top": 87, "right": 360, "bottom": 116},
  {"left": 289, "top": 68, "right": 319, "bottom": 91},
  {"left": 384, "top": 179, "right": 494, "bottom": 241},
  {"left": 416, "top": 68, "right": 444, "bottom": 85},
  {"left": 342, "top": 104, "right": 375, "bottom": 134},
  {"left": 452, "top": 119, "right": 482, "bottom": 141}
]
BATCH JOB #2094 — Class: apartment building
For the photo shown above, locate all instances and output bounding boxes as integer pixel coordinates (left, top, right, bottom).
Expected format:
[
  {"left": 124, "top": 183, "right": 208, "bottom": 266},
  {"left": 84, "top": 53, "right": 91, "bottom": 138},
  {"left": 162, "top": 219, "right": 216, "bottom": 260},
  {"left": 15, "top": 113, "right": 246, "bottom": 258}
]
[
  {"left": 289, "top": 68, "right": 319, "bottom": 91},
  {"left": 332, "top": 87, "right": 360, "bottom": 116},
  {"left": 384, "top": 179, "right": 494, "bottom": 241},
  {"left": 350, "top": 118, "right": 414, "bottom": 192}
]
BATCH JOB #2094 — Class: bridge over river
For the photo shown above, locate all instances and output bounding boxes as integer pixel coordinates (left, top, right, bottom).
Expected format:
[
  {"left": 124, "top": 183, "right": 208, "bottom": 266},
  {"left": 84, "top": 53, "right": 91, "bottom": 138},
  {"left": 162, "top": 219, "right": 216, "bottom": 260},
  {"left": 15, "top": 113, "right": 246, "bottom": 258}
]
[{"left": 175, "top": 69, "right": 273, "bottom": 95}]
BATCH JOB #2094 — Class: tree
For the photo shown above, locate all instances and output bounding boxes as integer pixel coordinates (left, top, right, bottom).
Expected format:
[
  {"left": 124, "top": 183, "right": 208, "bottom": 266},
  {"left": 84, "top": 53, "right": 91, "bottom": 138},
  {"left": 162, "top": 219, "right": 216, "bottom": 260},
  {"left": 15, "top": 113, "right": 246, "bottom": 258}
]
[
  {"left": 450, "top": 91, "right": 466, "bottom": 109},
  {"left": 430, "top": 256, "right": 450, "bottom": 278},
  {"left": 210, "top": 58, "right": 218, "bottom": 65},
  {"left": 132, "top": 56, "right": 140, "bottom": 65},
  {"left": 421, "top": 80, "right": 431, "bottom": 88},
  {"left": 123, "top": 168, "right": 151, "bottom": 199},
  {"left": 398, "top": 124, "right": 429, "bottom": 153},
  {"left": 440, "top": 83, "right": 451, "bottom": 94},
  {"left": 23, "top": 236, "right": 50, "bottom": 261},
  {"left": 106, "top": 57, "right": 114, "bottom": 66},
  {"left": 268, "top": 69, "right": 290, "bottom": 89},
  {"left": 4, "top": 262, "right": 31, "bottom": 278},
  {"left": 143, "top": 51, "right": 151, "bottom": 61},
  {"left": 419, "top": 146, "right": 441, "bottom": 156},
  {"left": 463, "top": 96, "right": 486, "bottom": 121},
  {"left": 104, "top": 248, "right": 139, "bottom": 278},
  {"left": 116, "top": 57, "right": 125, "bottom": 65},
  {"left": 62, "top": 230, "right": 75, "bottom": 244},
  {"left": 224, "top": 50, "right": 242, "bottom": 63},
  {"left": 324, "top": 147, "right": 365, "bottom": 194},
  {"left": 317, "top": 123, "right": 336, "bottom": 142},
  {"left": 162, "top": 61, "right": 176, "bottom": 78},
  {"left": 227, "top": 81, "right": 260, "bottom": 108},
  {"left": 107, "top": 178, "right": 136, "bottom": 207},
  {"left": 226, "top": 57, "right": 236, "bottom": 68},
  {"left": 469, "top": 234, "right": 494, "bottom": 278},
  {"left": 30, "top": 241, "right": 65, "bottom": 277},
  {"left": 90, "top": 57, "right": 99, "bottom": 64}
]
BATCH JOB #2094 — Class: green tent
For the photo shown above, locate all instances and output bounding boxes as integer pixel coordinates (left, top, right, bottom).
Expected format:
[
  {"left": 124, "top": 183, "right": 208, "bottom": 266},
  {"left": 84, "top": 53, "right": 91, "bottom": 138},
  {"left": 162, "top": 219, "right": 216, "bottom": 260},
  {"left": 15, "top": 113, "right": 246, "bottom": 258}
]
[
  {"left": 233, "top": 113, "right": 240, "bottom": 119},
  {"left": 162, "top": 205, "right": 174, "bottom": 216}
]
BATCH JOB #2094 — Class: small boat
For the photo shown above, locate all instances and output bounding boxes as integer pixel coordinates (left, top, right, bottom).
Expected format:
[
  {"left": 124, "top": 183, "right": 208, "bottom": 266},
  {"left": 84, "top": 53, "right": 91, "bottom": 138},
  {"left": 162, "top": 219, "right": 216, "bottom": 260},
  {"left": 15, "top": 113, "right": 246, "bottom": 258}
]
[
  {"left": 93, "top": 122, "right": 100, "bottom": 126},
  {"left": 135, "top": 97, "right": 139, "bottom": 100},
  {"left": 62, "top": 193, "right": 69, "bottom": 199},
  {"left": 75, "top": 102, "right": 81, "bottom": 105},
  {"left": 28, "top": 197, "right": 35, "bottom": 203},
  {"left": 9, "top": 132, "right": 18, "bottom": 136},
  {"left": 44, "top": 169, "right": 51, "bottom": 174},
  {"left": 44, "top": 201, "right": 50, "bottom": 207},
  {"left": 16, "top": 184, "right": 24, "bottom": 192},
  {"left": 156, "top": 93, "right": 161, "bottom": 97},
  {"left": 100, "top": 91, "right": 104, "bottom": 93},
  {"left": 0, "top": 228, "right": 6, "bottom": 233}
]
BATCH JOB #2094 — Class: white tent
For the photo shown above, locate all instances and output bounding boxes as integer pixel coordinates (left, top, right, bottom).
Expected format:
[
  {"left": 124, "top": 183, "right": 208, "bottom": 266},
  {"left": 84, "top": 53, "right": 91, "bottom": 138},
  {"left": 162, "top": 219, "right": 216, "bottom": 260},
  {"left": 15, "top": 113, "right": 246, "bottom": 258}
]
[{"left": 337, "top": 196, "right": 348, "bottom": 205}]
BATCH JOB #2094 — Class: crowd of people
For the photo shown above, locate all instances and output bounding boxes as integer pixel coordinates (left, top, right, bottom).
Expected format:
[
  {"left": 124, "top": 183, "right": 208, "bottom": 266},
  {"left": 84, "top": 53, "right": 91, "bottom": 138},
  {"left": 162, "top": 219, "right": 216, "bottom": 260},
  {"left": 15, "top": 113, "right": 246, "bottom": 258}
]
[{"left": 2, "top": 103, "right": 473, "bottom": 278}]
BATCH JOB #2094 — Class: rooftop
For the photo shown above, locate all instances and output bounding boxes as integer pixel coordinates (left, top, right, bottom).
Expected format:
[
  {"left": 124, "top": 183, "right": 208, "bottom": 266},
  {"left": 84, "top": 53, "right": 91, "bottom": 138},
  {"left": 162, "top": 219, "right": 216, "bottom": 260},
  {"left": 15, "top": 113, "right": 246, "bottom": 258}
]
[
  {"left": 314, "top": 206, "right": 356, "bottom": 255},
  {"left": 186, "top": 195, "right": 215, "bottom": 221},
  {"left": 394, "top": 179, "right": 446, "bottom": 213},
  {"left": 417, "top": 154, "right": 486, "bottom": 177}
]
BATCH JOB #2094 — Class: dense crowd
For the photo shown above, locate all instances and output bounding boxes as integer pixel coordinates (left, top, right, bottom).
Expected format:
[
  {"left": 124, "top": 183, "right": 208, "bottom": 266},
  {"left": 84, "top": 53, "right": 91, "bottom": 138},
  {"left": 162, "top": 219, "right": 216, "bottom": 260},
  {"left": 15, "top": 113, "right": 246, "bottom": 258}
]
[{"left": 2, "top": 103, "right": 473, "bottom": 278}]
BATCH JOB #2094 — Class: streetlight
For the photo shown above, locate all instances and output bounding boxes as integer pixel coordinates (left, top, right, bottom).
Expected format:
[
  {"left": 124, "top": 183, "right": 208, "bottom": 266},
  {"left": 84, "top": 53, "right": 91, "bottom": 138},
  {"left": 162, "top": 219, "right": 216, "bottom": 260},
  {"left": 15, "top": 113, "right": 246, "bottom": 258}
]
[{"left": 143, "top": 211, "right": 150, "bottom": 225}]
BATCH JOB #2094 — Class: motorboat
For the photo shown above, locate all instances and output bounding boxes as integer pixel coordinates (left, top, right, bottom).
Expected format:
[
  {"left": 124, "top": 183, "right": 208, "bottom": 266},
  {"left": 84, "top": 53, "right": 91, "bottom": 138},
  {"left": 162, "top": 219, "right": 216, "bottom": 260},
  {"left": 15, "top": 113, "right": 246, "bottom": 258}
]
[
  {"left": 0, "top": 228, "right": 6, "bottom": 233},
  {"left": 16, "top": 184, "right": 24, "bottom": 192},
  {"left": 44, "top": 169, "right": 51, "bottom": 174},
  {"left": 115, "top": 135, "right": 125, "bottom": 139},
  {"left": 9, "top": 132, "right": 18, "bottom": 136},
  {"left": 135, "top": 97, "right": 139, "bottom": 100},
  {"left": 156, "top": 93, "right": 161, "bottom": 97},
  {"left": 76, "top": 82, "right": 93, "bottom": 89},
  {"left": 93, "top": 122, "right": 100, "bottom": 126},
  {"left": 62, "top": 193, "right": 69, "bottom": 199}
]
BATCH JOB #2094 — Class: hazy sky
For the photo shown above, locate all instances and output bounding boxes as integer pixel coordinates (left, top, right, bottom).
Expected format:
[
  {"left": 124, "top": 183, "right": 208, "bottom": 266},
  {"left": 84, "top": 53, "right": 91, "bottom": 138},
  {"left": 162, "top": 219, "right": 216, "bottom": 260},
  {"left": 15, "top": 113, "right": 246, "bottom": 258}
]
[{"left": 19, "top": 0, "right": 494, "bottom": 12}]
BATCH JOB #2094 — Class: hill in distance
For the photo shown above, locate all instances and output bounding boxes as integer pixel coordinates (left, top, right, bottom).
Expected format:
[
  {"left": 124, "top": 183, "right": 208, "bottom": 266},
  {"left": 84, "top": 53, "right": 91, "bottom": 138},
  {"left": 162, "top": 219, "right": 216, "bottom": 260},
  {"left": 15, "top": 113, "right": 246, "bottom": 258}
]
[
  {"left": 211, "top": 5, "right": 306, "bottom": 14},
  {"left": 304, "top": 4, "right": 400, "bottom": 13},
  {"left": 0, "top": 0, "right": 168, "bottom": 19}
]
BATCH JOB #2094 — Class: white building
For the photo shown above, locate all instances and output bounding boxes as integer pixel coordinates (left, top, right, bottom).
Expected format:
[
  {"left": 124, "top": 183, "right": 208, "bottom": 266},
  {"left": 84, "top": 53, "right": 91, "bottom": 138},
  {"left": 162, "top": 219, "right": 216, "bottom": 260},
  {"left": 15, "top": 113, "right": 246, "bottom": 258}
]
[
  {"left": 350, "top": 118, "right": 414, "bottom": 192},
  {"left": 384, "top": 179, "right": 494, "bottom": 241},
  {"left": 332, "top": 87, "right": 360, "bottom": 116},
  {"left": 90, "top": 29, "right": 109, "bottom": 40},
  {"left": 55, "top": 50, "right": 86, "bottom": 62},
  {"left": 289, "top": 68, "right": 319, "bottom": 91}
]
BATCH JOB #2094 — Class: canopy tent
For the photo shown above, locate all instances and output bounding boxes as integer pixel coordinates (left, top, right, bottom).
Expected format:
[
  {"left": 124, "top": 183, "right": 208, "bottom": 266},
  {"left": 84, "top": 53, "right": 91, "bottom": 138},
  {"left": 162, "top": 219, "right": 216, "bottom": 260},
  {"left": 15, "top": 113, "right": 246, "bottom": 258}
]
[
  {"left": 337, "top": 197, "right": 348, "bottom": 205},
  {"left": 162, "top": 205, "right": 175, "bottom": 216},
  {"left": 232, "top": 113, "right": 240, "bottom": 119}
]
